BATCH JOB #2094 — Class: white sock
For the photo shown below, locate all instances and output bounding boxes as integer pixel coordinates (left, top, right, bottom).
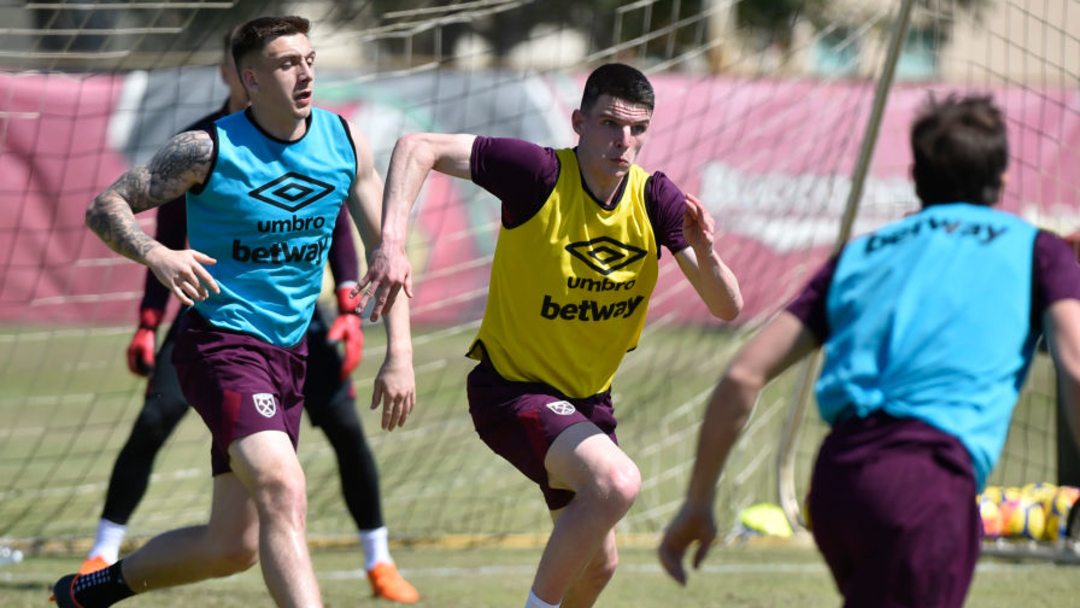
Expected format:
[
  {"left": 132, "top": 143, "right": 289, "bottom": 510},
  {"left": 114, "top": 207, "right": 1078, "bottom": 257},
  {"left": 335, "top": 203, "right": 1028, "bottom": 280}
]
[
  {"left": 87, "top": 519, "right": 127, "bottom": 564},
  {"left": 525, "top": 589, "right": 560, "bottom": 608},
  {"left": 359, "top": 526, "right": 391, "bottom": 571}
]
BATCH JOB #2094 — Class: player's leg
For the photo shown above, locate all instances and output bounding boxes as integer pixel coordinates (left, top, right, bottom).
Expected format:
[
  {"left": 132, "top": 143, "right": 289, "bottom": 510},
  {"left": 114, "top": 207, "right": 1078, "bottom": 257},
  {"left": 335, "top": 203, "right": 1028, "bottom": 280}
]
[
  {"left": 467, "top": 360, "right": 638, "bottom": 608},
  {"left": 171, "top": 310, "right": 321, "bottom": 606},
  {"left": 112, "top": 472, "right": 259, "bottom": 589},
  {"left": 304, "top": 308, "right": 417, "bottom": 602},
  {"left": 809, "top": 413, "right": 980, "bottom": 608},
  {"left": 71, "top": 439, "right": 316, "bottom": 606},
  {"left": 228, "top": 430, "right": 323, "bottom": 608},
  {"left": 548, "top": 512, "right": 619, "bottom": 608},
  {"left": 312, "top": 391, "right": 384, "bottom": 536},
  {"left": 85, "top": 333, "right": 190, "bottom": 572},
  {"left": 68, "top": 439, "right": 316, "bottom": 608},
  {"left": 52, "top": 473, "right": 259, "bottom": 608},
  {"left": 532, "top": 423, "right": 639, "bottom": 608}
]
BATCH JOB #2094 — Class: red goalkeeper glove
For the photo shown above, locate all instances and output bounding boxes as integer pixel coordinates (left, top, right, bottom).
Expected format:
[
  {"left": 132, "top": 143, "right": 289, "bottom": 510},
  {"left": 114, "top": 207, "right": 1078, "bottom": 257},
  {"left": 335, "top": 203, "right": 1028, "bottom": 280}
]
[
  {"left": 127, "top": 308, "right": 163, "bottom": 377},
  {"left": 1064, "top": 230, "right": 1080, "bottom": 263},
  {"left": 328, "top": 287, "right": 364, "bottom": 380}
]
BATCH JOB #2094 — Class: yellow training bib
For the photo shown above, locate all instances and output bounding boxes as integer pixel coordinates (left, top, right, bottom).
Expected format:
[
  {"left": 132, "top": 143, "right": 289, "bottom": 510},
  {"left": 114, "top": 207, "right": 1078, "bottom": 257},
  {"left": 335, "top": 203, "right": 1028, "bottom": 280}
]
[{"left": 468, "top": 148, "right": 659, "bottom": 398}]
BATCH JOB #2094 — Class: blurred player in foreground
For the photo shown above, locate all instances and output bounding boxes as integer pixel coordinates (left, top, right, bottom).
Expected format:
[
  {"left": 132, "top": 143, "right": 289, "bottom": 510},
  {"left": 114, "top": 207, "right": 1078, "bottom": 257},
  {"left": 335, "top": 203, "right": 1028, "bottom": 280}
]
[
  {"left": 77, "top": 26, "right": 417, "bottom": 603},
  {"left": 357, "top": 63, "right": 743, "bottom": 608},
  {"left": 54, "top": 15, "right": 415, "bottom": 608},
  {"left": 659, "top": 94, "right": 1080, "bottom": 608}
]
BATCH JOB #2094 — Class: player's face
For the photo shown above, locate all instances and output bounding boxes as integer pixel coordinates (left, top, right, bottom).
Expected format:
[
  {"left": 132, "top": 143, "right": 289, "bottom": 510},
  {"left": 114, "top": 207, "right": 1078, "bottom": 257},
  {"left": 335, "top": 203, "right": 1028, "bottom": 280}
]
[
  {"left": 572, "top": 94, "right": 652, "bottom": 182},
  {"left": 244, "top": 33, "right": 315, "bottom": 121}
]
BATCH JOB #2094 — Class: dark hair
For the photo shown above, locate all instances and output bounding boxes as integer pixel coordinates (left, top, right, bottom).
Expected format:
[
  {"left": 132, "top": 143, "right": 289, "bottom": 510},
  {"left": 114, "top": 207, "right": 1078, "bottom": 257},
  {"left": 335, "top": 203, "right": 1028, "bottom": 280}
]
[
  {"left": 231, "top": 16, "right": 310, "bottom": 71},
  {"left": 221, "top": 24, "right": 240, "bottom": 62},
  {"left": 580, "top": 63, "right": 655, "bottom": 114},
  {"left": 910, "top": 94, "right": 1008, "bottom": 207}
]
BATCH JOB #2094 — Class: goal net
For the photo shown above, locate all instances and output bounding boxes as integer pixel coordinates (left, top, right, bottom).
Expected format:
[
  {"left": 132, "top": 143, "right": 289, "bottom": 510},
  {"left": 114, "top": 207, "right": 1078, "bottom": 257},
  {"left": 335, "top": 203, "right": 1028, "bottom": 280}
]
[{"left": 1, "top": 0, "right": 1077, "bottom": 557}]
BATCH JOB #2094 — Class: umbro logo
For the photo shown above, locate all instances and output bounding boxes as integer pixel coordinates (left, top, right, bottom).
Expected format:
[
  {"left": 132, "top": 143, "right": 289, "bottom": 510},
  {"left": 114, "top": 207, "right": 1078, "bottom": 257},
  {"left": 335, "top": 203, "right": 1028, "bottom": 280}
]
[
  {"left": 565, "top": 237, "right": 646, "bottom": 276},
  {"left": 250, "top": 172, "right": 335, "bottom": 212},
  {"left": 546, "top": 400, "right": 576, "bottom": 416},
  {"left": 253, "top": 393, "right": 277, "bottom": 418}
]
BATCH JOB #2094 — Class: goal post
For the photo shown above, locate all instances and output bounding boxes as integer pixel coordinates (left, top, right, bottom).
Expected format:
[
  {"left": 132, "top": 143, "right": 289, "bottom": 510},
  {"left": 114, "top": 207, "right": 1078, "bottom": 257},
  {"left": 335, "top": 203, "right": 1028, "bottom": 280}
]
[
  {"left": 777, "top": 0, "right": 916, "bottom": 531},
  {"left": 773, "top": 0, "right": 1080, "bottom": 561}
]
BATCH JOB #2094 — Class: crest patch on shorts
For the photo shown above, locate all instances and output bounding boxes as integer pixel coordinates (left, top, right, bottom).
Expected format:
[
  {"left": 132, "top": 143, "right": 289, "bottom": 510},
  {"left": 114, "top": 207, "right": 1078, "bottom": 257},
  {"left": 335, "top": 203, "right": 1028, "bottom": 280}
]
[
  {"left": 545, "top": 400, "right": 576, "bottom": 416},
  {"left": 253, "top": 393, "right": 277, "bottom": 418}
]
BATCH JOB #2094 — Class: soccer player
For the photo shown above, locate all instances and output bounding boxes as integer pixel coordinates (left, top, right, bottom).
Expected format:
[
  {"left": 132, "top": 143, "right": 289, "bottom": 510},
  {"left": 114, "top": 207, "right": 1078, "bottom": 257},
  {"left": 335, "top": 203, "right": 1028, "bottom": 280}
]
[
  {"left": 77, "top": 27, "right": 417, "bottom": 604},
  {"left": 357, "top": 63, "right": 744, "bottom": 608},
  {"left": 53, "top": 15, "right": 416, "bottom": 608},
  {"left": 658, "top": 94, "right": 1080, "bottom": 608}
]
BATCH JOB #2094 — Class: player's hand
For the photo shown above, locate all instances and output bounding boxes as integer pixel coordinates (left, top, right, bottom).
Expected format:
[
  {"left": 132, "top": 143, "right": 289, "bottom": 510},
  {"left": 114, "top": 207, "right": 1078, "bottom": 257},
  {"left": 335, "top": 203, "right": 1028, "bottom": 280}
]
[
  {"left": 682, "top": 193, "right": 717, "bottom": 254},
  {"left": 354, "top": 242, "right": 414, "bottom": 323},
  {"left": 658, "top": 503, "right": 717, "bottom": 586},
  {"left": 328, "top": 287, "right": 364, "bottom": 380},
  {"left": 126, "top": 308, "right": 163, "bottom": 377},
  {"left": 145, "top": 246, "right": 220, "bottom": 306},
  {"left": 371, "top": 355, "right": 416, "bottom": 432}
]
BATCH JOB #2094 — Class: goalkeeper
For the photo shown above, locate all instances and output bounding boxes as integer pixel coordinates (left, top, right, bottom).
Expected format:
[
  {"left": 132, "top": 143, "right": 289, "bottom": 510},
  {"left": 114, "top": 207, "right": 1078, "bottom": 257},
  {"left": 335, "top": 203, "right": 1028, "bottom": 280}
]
[
  {"left": 659, "top": 94, "right": 1080, "bottom": 608},
  {"left": 357, "top": 63, "right": 743, "bottom": 608},
  {"left": 76, "top": 27, "right": 417, "bottom": 604}
]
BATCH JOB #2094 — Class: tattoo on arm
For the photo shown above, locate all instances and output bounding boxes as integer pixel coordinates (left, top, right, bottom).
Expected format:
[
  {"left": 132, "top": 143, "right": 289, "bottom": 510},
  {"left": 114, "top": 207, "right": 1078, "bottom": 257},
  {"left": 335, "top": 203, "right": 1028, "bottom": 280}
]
[{"left": 85, "top": 131, "right": 213, "bottom": 262}]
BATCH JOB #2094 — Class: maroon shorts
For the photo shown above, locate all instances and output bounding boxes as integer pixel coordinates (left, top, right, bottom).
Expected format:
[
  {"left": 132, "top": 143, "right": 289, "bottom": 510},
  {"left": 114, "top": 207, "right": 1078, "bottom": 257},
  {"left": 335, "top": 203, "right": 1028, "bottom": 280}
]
[
  {"left": 172, "top": 311, "right": 307, "bottom": 476},
  {"left": 466, "top": 359, "right": 618, "bottom": 510},
  {"left": 807, "top": 412, "right": 980, "bottom": 608}
]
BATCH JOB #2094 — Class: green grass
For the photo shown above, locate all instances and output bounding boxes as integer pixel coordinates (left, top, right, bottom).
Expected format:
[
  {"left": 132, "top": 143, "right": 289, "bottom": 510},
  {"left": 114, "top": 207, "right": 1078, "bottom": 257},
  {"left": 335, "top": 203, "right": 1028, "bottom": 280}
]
[
  {"left": 1, "top": 320, "right": 771, "bottom": 544},
  {"left": 0, "top": 319, "right": 1065, "bottom": 545},
  {"left": 0, "top": 319, "right": 1071, "bottom": 608},
  {"left": 2, "top": 542, "right": 1077, "bottom": 608}
]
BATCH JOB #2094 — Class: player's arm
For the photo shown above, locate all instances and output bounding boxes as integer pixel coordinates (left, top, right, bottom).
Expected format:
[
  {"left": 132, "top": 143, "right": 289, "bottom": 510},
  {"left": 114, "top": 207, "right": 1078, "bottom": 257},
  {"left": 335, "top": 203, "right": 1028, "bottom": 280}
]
[
  {"left": 127, "top": 198, "right": 188, "bottom": 376},
  {"left": 1037, "top": 231, "right": 1080, "bottom": 451},
  {"left": 659, "top": 311, "right": 818, "bottom": 585},
  {"left": 326, "top": 206, "right": 365, "bottom": 380},
  {"left": 85, "top": 130, "right": 219, "bottom": 306},
  {"left": 343, "top": 120, "right": 417, "bottom": 431},
  {"left": 1046, "top": 299, "right": 1080, "bottom": 448},
  {"left": 674, "top": 193, "right": 743, "bottom": 321},
  {"left": 356, "top": 132, "right": 477, "bottom": 320}
]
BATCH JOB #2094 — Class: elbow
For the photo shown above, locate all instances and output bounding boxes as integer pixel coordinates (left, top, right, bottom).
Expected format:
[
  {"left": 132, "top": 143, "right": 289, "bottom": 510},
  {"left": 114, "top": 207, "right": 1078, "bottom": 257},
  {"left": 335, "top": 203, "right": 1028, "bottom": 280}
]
[
  {"left": 396, "top": 132, "right": 425, "bottom": 150},
  {"left": 391, "top": 132, "right": 445, "bottom": 180},
  {"left": 85, "top": 199, "right": 103, "bottom": 232},
  {"left": 396, "top": 132, "right": 436, "bottom": 162},
  {"left": 708, "top": 375, "right": 757, "bottom": 430},
  {"left": 721, "top": 361, "right": 765, "bottom": 406},
  {"left": 710, "top": 291, "right": 744, "bottom": 322}
]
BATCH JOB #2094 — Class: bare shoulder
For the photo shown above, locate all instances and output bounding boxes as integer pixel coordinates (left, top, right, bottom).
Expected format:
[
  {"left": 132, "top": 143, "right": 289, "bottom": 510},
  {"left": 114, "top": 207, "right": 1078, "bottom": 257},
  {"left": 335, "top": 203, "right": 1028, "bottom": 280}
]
[
  {"left": 342, "top": 118, "right": 373, "bottom": 151},
  {"left": 152, "top": 129, "right": 215, "bottom": 176},
  {"left": 343, "top": 118, "right": 376, "bottom": 172},
  {"left": 119, "top": 129, "right": 214, "bottom": 211}
]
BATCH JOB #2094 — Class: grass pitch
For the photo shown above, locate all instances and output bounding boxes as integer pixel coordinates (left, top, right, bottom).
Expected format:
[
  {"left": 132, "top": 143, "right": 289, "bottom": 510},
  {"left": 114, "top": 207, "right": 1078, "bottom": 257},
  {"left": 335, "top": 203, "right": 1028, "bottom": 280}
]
[{"left": 3, "top": 542, "right": 1078, "bottom": 608}]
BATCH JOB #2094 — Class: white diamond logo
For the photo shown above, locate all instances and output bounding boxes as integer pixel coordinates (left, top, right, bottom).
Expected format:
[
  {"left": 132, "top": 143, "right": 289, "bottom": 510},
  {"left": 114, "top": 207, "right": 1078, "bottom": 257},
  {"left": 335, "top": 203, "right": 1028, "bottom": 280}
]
[
  {"left": 249, "top": 172, "right": 334, "bottom": 212},
  {"left": 546, "top": 400, "right": 576, "bottom": 416},
  {"left": 253, "top": 393, "right": 276, "bottom": 418}
]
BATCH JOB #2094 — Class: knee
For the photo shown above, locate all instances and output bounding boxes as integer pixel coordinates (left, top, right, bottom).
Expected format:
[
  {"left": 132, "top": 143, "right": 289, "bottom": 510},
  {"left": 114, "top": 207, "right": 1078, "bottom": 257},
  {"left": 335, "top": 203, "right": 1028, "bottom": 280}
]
[
  {"left": 583, "top": 460, "right": 639, "bottom": 516},
  {"left": 210, "top": 531, "right": 259, "bottom": 575},
  {"left": 132, "top": 398, "right": 185, "bottom": 444},
  {"left": 595, "top": 460, "right": 641, "bottom": 515},
  {"left": 254, "top": 475, "right": 308, "bottom": 527},
  {"left": 219, "top": 541, "right": 259, "bottom": 575}
]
